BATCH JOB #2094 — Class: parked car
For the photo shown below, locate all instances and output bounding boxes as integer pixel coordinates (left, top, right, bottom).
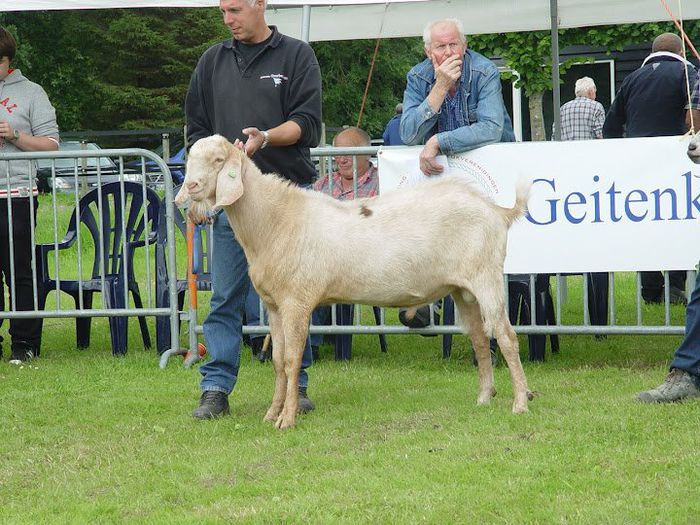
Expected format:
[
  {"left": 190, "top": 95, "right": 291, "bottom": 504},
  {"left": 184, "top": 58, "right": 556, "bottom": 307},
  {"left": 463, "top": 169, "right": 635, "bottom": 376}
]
[
  {"left": 125, "top": 145, "right": 186, "bottom": 188},
  {"left": 36, "top": 141, "right": 141, "bottom": 193}
]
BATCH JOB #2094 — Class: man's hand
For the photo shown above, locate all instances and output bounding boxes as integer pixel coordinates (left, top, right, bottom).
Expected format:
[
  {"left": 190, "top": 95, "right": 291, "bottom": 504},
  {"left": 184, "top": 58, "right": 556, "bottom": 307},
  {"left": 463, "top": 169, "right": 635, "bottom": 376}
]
[
  {"left": 433, "top": 54, "right": 462, "bottom": 92},
  {"left": 0, "top": 120, "right": 16, "bottom": 142},
  {"left": 419, "top": 136, "right": 443, "bottom": 176},
  {"left": 241, "top": 127, "right": 265, "bottom": 156}
]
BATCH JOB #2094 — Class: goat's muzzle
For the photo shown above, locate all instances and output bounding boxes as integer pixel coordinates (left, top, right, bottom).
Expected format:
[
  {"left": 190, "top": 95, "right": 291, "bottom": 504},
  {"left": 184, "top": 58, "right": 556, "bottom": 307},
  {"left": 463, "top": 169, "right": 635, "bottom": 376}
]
[{"left": 689, "top": 139, "right": 700, "bottom": 165}]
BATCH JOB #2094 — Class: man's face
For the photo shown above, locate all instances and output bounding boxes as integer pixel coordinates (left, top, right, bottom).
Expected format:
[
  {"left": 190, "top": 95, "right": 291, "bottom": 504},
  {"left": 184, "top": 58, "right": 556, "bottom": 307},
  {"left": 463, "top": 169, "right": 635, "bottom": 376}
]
[
  {"left": 333, "top": 134, "right": 370, "bottom": 182},
  {"left": 426, "top": 23, "right": 466, "bottom": 67},
  {"left": 220, "top": 0, "right": 262, "bottom": 43}
]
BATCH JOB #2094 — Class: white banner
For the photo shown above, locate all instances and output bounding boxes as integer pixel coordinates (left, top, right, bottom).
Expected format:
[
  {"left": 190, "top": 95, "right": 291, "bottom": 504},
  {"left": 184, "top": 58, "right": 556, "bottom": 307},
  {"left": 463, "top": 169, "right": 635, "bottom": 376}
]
[{"left": 378, "top": 137, "right": 700, "bottom": 274}]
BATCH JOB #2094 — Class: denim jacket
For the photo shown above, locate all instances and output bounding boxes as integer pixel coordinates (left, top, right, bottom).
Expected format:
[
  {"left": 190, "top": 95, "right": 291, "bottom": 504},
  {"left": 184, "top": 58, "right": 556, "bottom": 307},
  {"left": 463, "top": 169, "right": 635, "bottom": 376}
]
[{"left": 400, "top": 49, "right": 515, "bottom": 153}]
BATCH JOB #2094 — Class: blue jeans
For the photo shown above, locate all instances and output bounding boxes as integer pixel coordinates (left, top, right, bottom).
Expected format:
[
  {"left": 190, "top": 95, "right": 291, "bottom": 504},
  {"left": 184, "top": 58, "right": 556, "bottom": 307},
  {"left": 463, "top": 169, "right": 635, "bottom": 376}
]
[
  {"left": 200, "top": 211, "right": 312, "bottom": 394},
  {"left": 670, "top": 270, "right": 700, "bottom": 377}
]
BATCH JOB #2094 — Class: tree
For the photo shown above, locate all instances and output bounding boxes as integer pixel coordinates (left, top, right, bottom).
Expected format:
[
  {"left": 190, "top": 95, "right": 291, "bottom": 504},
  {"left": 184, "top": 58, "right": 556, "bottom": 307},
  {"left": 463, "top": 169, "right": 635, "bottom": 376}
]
[
  {"left": 312, "top": 37, "right": 423, "bottom": 139},
  {"left": 469, "top": 21, "right": 700, "bottom": 141}
]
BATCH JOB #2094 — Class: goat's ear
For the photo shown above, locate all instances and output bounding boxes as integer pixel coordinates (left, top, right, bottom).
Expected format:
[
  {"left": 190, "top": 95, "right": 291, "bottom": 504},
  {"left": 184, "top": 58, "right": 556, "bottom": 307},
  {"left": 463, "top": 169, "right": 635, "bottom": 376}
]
[
  {"left": 174, "top": 184, "right": 189, "bottom": 206},
  {"left": 214, "top": 141, "right": 244, "bottom": 209}
]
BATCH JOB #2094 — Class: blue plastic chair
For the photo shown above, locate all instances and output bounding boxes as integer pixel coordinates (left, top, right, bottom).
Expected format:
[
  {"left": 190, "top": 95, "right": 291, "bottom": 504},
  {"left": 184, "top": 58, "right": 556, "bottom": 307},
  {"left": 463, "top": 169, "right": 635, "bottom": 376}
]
[{"left": 36, "top": 182, "right": 161, "bottom": 355}]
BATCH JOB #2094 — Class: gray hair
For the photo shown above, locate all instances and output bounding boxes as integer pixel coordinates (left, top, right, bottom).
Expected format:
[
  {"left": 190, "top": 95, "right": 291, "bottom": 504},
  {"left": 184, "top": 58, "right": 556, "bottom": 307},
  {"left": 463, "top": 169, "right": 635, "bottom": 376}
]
[
  {"left": 423, "top": 19, "right": 467, "bottom": 49},
  {"left": 574, "top": 77, "right": 596, "bottom": 97}
]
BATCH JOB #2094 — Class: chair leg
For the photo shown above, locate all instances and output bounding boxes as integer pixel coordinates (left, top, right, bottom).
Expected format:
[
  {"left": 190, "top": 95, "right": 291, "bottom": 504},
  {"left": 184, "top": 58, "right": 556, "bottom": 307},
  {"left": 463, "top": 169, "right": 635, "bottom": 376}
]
[
  {"left": 442, "top": 295, "right": 455, "bottom": 359},
  {"left": 76, "top": 292, "right": 94, "bottom": 349},
  {"left": 104, "top": 279, "right": 128, "bottom": 356},
  {"left": 334, "top": 304, "right": 353, "bottom": 361},
  {"left": 130, "top": 284, "right": 152, "bottom": 349},
  {"left": 372, "top": 306, "right": 388, "bottom": 353}
]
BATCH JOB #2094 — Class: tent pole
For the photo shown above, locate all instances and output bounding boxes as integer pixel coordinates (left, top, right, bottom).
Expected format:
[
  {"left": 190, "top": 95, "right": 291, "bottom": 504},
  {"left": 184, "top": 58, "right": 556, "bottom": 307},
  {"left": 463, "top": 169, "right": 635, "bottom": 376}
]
[
  {"left": 301, "top": 4, "right": 310, "bottom": 43},
  {"left": 551, "top": 0, "right": 561, "bottom": 141}
]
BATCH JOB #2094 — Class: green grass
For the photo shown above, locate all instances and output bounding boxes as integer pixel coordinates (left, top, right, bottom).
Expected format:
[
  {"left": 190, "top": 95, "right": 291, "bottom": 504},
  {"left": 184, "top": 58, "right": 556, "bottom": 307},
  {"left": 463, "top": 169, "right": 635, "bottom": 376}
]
[
  {"left": 2, "top": 320, "right": 700, "bottom": 523},
  {"left": 1, "top": 195, "right": 699, "bottom": 523}
]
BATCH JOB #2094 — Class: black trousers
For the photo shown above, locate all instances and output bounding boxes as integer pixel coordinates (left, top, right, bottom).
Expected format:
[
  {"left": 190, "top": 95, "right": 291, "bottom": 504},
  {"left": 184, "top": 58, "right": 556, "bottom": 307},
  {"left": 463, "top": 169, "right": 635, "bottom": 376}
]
[
  {"left": 640, "top": 270, "right": 686, "bottom": 303},
  {"left": 0, "top": 197, "right": 42, "bottom": 350}
]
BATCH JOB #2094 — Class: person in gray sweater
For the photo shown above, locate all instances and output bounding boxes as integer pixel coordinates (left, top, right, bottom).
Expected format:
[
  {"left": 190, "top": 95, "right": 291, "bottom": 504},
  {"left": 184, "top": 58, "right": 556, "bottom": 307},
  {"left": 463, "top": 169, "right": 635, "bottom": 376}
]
[{"left": 0, "top": 26, "right": 59, "bottom": 361}]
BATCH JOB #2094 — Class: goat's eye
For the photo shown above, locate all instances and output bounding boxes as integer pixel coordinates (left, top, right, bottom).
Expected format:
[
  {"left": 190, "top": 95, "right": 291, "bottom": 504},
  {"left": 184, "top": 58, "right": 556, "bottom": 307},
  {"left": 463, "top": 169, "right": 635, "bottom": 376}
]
[{"left": 214, "top": 157, "right": 225, "bottom": 164}]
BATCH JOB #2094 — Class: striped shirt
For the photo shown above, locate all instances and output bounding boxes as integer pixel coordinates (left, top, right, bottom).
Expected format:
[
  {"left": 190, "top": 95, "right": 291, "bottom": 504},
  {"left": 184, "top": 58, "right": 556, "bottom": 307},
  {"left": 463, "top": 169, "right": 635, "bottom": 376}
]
[
  {"left": 313, "top": 164, "right": 379, "bottom": 200},
  {"left": 690, "top": 70, "right": 700, "bottom": 110},
  {"left": 558, "top": 96, "right": 605, "bottom": 140}
]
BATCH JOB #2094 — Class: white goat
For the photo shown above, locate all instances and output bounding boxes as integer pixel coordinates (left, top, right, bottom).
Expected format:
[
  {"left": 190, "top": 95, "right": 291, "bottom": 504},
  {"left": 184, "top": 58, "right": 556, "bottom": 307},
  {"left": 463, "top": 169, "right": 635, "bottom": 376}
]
[
  {"left": 689, "top": 137, "right": 700, "bottom": 164},
  {"left": 175, "top": 135, "right": 533, "bottom": 429}
]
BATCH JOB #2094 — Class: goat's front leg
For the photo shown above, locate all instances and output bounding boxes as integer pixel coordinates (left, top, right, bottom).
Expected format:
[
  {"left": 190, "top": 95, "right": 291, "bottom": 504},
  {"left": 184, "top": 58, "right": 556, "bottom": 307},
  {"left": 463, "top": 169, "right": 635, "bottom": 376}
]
[
  {"left": 275, "top": 306, "right": 311, "bottom": 430},
  {"left": 459, "top": 301, "right": 497, "bottom": 405},
  {"left": 494, "top": 316, "right": 532, "bottom": 414},
  {"left": 264, "top": 307, "right": 286, "bottom": 423}
]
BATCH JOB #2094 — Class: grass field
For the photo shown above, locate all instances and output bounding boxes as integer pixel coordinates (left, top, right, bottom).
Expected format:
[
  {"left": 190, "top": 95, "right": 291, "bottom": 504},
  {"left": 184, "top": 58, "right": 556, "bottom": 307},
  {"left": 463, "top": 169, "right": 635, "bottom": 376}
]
[{"left": 1, "top": 194, "right": 699, "bottom": 523}]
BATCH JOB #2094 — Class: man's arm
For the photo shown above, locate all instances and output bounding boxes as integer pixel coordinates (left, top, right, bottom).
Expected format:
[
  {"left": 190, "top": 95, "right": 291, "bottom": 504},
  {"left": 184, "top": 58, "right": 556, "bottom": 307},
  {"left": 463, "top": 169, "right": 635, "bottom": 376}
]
[
  {"left": 400, "top": 70, "right": 440, "bottom": 146},
  {"left": 434, "top": 65, "right": 504, "bottom": 154},
  {"left": 593, "top": 102, "right": 605, "bottom": 139},
  {"left": 243, "top": 55, "right": 322, "bottom": 156},
  {"left": 285, "top": 52, "right": 323, "bottom": 148}
]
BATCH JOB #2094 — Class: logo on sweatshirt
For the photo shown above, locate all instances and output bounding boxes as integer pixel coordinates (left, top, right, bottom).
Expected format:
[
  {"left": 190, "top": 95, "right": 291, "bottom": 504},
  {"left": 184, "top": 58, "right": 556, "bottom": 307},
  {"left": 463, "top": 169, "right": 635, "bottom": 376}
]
[
  {"left": 0, "top": 97, "right": 17, "bottom": 113},
  {"left": 259, "top": 73, "right": 288, "bottom": 87}
]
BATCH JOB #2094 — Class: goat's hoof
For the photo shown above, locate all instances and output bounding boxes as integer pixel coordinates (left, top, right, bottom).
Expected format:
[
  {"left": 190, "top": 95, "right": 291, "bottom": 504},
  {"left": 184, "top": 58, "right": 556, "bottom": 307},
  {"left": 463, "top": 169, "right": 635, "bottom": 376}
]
[
  {"left": 263, "top": 407, "right": 280, "bottom": 423},
  {"left": 275, "top": 413, "right": 297, "bottom": 430},
  {"left": 476, "top": 395, "right": 492, "bottom": 406},
  {"left": 512, "top": 402, "right": 529, "bottom": 414},
  {"left": 477, "top": 387, "right": 496, "bottom": 405},
  {"left": 527, "top": 390, "right": 535, "bottom": 401}
]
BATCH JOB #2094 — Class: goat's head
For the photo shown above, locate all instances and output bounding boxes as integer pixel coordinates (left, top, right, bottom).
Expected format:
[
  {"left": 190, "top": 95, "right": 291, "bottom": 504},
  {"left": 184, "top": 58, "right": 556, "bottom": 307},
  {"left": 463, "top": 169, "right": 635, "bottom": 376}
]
[
  {"left": 689, "top": 137, "right": 700, "bottom": 164},
  {"left": 175, "top": 134, "right": 245, "bottom": 210}
]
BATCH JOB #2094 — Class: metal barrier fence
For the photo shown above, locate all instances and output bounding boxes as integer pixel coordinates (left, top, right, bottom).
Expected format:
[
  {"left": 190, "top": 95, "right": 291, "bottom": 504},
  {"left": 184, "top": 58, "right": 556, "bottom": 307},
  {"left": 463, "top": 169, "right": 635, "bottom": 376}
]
[
  {"left": 184, "top": 146, "right": 691, "bottom": 361},
  {"left": 0, "top": 148, "right": 180, "bottom": 356},
  {"left": 0, "top": 145, "right": 689, "bottom": 362}
]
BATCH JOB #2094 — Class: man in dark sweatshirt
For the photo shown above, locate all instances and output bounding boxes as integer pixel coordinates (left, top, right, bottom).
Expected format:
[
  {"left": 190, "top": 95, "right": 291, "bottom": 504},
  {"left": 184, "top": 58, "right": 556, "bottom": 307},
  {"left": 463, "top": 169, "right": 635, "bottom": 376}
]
[
  {"left": 184, "top": 0, "right": 322, "bottom": 419},
  {"left": 603, "top": 32, "right": 696, "bottom": 305}
]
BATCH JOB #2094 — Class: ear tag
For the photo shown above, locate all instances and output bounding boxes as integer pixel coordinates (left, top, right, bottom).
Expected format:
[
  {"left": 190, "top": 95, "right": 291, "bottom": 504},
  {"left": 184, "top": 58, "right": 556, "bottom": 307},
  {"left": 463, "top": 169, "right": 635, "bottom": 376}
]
[{"left": 228, "top": 170, "right": 237, "bottom": 179}]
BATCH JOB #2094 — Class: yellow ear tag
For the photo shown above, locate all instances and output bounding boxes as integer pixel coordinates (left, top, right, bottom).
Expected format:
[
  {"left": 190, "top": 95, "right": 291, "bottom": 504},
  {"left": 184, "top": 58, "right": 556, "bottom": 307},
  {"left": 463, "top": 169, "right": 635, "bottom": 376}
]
[{"left": 228, "top": 170, "right": 237, "bottom": 178}]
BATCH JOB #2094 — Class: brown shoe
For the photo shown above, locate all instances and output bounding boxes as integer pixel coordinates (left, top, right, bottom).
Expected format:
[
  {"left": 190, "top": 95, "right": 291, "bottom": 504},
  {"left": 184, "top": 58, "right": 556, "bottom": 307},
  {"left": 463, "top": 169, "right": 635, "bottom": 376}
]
[{"left": 636, "top": 368, "right": 700, "bottom": 403}]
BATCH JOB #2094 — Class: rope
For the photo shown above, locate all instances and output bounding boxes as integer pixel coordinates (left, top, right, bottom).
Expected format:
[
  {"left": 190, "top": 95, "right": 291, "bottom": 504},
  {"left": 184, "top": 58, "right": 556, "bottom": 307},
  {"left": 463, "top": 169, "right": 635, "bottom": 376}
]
[
  {"left": 660, "top": 0, "right": 698, "bottom": 135},
  {"left": 356, "top": 3, "right": 389, "bottom": 128},
  {"left": 660, "top": 0, "right": 700, "bottom": 61}
]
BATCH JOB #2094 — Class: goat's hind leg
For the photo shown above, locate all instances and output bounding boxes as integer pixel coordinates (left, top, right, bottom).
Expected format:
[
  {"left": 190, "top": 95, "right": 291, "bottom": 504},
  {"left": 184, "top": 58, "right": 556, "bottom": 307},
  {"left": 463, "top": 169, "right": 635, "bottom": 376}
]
[
  {"left": 454, "top": 294, "right": 496, "bottom": 405},
  {"left": 264, "top": 308, "right": 286, "bottom": 423},
  {"left": 493, "top": 314, "right": 532, "bottom": 414}
]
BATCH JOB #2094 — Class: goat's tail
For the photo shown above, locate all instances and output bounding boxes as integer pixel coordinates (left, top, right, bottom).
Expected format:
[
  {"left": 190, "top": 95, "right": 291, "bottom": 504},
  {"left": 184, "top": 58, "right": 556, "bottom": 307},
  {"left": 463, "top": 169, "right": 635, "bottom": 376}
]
[{"left": 501, "top": 177, "right": 531, "bottom": 226}]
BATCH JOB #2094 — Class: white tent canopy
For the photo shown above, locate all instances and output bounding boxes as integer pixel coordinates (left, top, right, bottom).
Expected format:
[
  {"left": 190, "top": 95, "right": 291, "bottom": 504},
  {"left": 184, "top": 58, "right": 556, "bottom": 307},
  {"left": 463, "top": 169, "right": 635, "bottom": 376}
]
[{"left": 3, "top": 1, "right": 700, "bottom": 42}]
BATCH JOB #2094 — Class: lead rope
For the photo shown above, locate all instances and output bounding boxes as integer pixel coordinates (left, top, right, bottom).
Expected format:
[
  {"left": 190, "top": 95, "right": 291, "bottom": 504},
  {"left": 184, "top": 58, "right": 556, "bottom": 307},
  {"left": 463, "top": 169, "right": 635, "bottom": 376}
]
[{"left": 356, "top": 2, "right": 389, "bottom": 128}]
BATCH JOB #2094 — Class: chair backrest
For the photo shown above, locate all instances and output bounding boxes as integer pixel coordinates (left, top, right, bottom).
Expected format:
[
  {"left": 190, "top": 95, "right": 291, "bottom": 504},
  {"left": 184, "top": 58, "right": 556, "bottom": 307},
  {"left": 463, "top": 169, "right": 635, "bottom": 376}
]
[{"left": 65, "top": 181, "right": 161, "bottom": 278}]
